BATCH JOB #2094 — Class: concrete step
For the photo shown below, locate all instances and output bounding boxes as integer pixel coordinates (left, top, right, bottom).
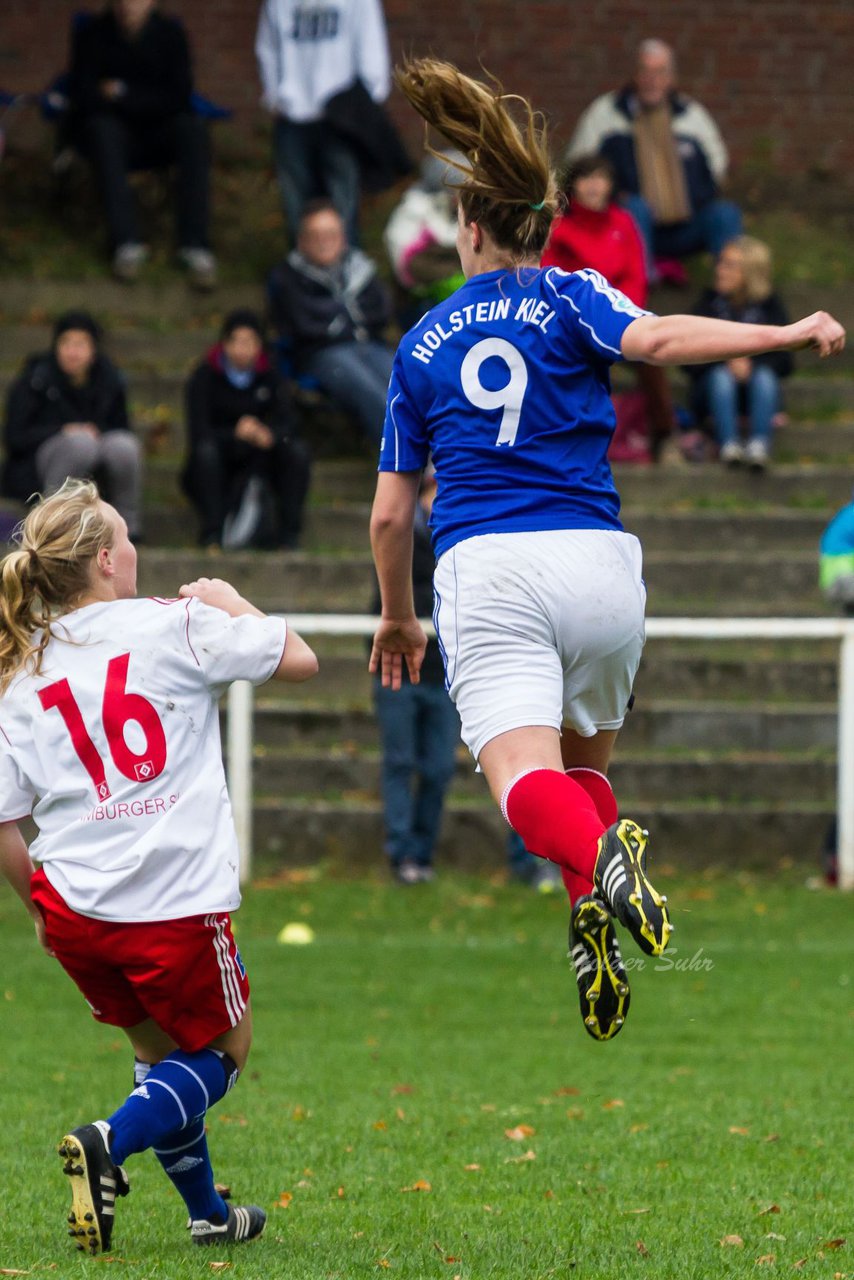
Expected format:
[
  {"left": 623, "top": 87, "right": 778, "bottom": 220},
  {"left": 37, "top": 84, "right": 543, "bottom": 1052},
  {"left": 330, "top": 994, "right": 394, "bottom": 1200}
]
[
  {"left": 253, "top": 648, "right": 840, "bottom": 707},
  {"left": 250, "top": 800, "right": 831, "bottom": 870},
  {"left": 0, "top": 279, "right": 265, "bottom": 324},
  {"left": 250, "top": 748, "right": 835, "bottom": 804},
  {"left": 245, "top": 701, "right": 836, "bottom": 753},
  {"left": 135, "top": 546, "right": 828, "bottom": 612}
]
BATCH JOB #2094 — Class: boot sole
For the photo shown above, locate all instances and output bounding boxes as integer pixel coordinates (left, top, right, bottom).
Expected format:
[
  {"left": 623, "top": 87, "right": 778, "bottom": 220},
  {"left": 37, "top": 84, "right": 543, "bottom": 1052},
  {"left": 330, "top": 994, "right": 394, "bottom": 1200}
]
[
  {"left": 571, "top": 899, "right": 630, "bottom": 1042},
  {"left": 58, "top": 1134, "right": 106, "bottom": 1256}
]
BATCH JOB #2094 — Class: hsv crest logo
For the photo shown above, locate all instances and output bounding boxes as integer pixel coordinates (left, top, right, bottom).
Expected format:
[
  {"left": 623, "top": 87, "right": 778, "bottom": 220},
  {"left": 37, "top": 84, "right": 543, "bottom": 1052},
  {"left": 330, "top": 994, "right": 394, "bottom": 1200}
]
[
  {"left": 135, "top": 760, "right": 155, "bottom": 782},
  {"left": 97, "top": 781, "right": 111, "bottom": 801}
]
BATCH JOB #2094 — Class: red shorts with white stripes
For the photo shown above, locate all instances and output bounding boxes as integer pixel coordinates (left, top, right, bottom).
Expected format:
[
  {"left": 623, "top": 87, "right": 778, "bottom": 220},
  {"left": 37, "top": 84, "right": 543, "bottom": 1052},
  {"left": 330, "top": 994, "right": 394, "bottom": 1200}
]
[{"left": 30, "top": 869, "right": 250, "bottom": 1053}]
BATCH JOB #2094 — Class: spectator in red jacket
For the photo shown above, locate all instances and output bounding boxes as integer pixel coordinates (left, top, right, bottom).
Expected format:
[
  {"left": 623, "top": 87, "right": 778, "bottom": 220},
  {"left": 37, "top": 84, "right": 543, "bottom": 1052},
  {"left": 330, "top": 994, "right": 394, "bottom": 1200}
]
[{"left": 542, "top": 155, "right": 675, "bottom": 460}]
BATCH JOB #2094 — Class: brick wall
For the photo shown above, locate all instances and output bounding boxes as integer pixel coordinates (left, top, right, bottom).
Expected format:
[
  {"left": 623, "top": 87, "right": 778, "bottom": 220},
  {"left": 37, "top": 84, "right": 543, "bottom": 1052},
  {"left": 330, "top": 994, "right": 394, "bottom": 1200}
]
[{"left": 2, "top": 0, "right": 852, "bottom": 180}]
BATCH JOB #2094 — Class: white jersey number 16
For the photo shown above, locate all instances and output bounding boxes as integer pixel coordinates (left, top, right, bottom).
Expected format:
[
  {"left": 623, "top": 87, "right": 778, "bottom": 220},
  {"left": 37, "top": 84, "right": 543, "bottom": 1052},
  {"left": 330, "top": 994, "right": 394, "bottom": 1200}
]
[{"left": 460, "top": 338, "right": 528, "bottom": 447}]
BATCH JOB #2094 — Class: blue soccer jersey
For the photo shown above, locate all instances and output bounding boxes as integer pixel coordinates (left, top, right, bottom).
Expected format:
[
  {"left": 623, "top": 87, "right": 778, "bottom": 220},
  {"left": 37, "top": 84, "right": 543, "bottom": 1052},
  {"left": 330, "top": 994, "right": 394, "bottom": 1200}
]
[{"left": 378, "top": 266, "right": 651, "bottom": 558}]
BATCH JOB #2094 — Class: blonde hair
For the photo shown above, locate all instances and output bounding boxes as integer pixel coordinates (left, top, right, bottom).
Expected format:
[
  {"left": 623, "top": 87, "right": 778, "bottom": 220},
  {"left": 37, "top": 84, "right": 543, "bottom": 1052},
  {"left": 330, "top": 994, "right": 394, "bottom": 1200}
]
[
  {"left": 0, "top": 479, "right": 114, "bottom": 693},
  {"left": 727, "top": 235, "right": 774, "bottom": 303},
  {"left": 395, "top": 58, "right": 560, "bottom": 262}
]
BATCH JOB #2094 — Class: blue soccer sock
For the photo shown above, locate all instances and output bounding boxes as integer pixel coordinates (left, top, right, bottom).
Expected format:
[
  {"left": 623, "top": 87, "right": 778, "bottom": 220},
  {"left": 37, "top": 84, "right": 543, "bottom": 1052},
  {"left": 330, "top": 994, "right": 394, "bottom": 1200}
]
[
  {"left": 153, "top": 1117, "right": 229, "bottom": 1224},
  {"left": 130, "top": 1060, "right": 228, "bottom": 1224},
  {"left": 108, "top": 1048, "right": 238, "bottom": 1167}
]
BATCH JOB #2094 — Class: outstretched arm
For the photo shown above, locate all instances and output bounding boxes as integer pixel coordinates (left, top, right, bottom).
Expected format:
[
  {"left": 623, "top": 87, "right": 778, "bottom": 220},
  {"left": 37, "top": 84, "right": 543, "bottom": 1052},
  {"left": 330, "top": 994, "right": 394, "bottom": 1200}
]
[
  {"left": 369, "top": 470, "right": 427, "bottom": 690},
  {"left": 622, "top": 310, "right": 845, "bottom": 367},
  {"left": 0, "top": 820, "right": 52, "bottom": 955}
]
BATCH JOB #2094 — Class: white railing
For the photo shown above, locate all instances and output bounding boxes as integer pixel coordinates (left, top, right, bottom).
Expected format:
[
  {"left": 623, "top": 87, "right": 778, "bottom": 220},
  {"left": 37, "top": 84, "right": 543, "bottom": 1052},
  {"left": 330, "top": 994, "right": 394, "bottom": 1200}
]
[{"left": 227, "top": 616, "right": 854, "bottom": 891}]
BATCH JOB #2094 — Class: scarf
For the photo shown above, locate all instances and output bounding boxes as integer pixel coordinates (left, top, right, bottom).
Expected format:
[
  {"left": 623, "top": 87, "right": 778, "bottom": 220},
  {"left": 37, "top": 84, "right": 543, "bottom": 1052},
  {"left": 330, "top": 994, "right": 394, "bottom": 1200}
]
[{"left": 633, "top": 103, "right": 691, "bottom": 225}]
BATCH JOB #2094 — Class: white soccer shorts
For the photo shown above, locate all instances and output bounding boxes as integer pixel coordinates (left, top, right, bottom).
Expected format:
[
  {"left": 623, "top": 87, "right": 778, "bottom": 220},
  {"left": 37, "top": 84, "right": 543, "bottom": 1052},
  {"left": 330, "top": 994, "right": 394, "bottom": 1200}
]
[{"left": 433, "top": 528, "right": 646, "bottom": 760}]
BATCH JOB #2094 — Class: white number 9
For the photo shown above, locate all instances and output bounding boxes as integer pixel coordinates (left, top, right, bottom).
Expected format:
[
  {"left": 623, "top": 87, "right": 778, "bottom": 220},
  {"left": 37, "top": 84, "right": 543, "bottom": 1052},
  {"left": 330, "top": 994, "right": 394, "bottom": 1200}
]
[{"left": 460, "top": 338, "right": 529, "bottom": 447}]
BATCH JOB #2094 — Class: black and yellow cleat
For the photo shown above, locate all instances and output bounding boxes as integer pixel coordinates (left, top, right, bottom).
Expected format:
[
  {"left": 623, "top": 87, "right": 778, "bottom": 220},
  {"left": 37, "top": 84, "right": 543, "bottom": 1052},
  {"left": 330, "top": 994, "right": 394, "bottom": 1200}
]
[
  {"left": 59, "top": 1121, "right": 129, "bottom": 1256},
  {"left": 594, "top": 819, "right": 672, "bottom": 957},
  {"left": 569, "top": 895, "right": 630, "bottom": 1042}
]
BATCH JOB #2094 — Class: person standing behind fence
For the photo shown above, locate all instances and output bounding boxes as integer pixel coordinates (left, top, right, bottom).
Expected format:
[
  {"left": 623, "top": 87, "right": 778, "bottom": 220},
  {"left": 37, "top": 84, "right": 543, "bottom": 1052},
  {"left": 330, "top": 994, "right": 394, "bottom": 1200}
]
[
  {"left": 2, "top": 311, "right": 143, "bottom": 540},
  {"left": 256, "top": 0, "right": 391, "bottom": 245},
  {"left": 0, "top": 479, "right": 318, "bottom": 1256}
]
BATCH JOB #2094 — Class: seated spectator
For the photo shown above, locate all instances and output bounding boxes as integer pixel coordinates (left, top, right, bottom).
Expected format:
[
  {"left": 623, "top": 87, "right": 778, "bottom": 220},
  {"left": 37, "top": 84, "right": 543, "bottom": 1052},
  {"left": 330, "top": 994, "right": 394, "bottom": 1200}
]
[
  {"left": 820, "top": 491, "right": 854, "bottom": 615},
  {"left": 684, "top": 237, "right": 793, "bottom": 470},
  {"left": 267, "top": 200, "right": 395, "bottom": 448},
  {"left": 566, "top": 39, "right": 742, "bottom": 276},
  {"left": 181, "top": 310, "right": 311, "bottom": 549},
  {"left": 2, "top": 311, "right": 142, "bottom": 537},
  {"left": 69, "top": 0, "right": 216, "bottom": 288},
  {"left": 371, "top": 465, "right": 460, "bottom": 884},
  {"left": 541, "top": 153, "right": 676, "bottom": 460},
  {"left": 255, "top": 0, "right": 392, "bottom": 245},
  {"left": 384, "top": 149, "right": 466, "bottom": 327}
]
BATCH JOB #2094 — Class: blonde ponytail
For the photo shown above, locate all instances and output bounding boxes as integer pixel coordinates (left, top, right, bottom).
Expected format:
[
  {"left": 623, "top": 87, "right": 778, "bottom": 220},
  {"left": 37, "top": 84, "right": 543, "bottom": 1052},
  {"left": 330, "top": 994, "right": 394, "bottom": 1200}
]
[
  {"left": 0, "top": 479, "right": 114, "bottom": 693},
  {"left": 395, "top": 58, "right": 560, "bottom": 261}
]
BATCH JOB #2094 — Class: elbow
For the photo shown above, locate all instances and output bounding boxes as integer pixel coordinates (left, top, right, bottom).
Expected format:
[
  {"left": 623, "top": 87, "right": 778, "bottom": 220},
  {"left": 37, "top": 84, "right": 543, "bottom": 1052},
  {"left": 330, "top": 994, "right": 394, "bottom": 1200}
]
[{"left": 370, "top": 507, "right": 409, "bottom": 543}]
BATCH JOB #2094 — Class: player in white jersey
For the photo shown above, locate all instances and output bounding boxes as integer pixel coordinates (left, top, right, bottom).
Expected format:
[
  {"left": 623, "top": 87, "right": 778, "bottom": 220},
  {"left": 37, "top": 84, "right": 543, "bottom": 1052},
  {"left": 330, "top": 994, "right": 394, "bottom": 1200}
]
[
  {"left": 0, "top": 479, "right": 318, "bottom": 1254},
  {"left": 369, "top": 59, "right": 846, "bottom": 1042}
]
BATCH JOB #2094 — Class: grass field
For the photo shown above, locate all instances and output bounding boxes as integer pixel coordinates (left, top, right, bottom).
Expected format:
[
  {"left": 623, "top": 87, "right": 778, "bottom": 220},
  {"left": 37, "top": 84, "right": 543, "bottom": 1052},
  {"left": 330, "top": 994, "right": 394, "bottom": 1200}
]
[{"left": 0, "top": 866, "right": 852, "bottom": 1279}]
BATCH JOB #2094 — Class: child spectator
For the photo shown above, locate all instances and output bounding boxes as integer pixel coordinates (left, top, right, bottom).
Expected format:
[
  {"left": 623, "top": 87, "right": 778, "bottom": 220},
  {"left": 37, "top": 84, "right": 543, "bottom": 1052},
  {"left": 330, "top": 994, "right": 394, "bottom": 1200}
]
[
  {"left": 182, "top": 310, "right": 311, "bottom": 549},
  {"left": 267, "top": 200, "right": 395, "bottom": 448},
  {"left": 820, "top": 491, "right": 854, "bottom": 615},
  {"left": 542, "top": 154, "right": 676, "bottom": 460},
  {"left": 684, "top": 236, "right": 793, "bottom": 470},
  {"left": 2, "top": 311, "right": 142, "bottom": 539},
  {"left": 69, "top": 0, "right": 215, "bottom": 287},
  {"left": 384, "top": 150, "right": 466, "bottom": 327}
]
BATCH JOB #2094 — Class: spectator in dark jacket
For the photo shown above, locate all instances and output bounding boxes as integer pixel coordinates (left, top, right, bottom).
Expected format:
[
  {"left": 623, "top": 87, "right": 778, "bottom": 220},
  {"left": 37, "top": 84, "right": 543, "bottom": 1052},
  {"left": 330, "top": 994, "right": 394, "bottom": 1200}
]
[
  {"left": 566, "top": 39, "right": 742, "bottom": 276},
  {"left": 371, "top": 466, "right": 460, "bottom": 883},
  {"left": 182, "top": 310, "right": 311, "bottom": 548},
  {"left": 69, "top": 0, "right": 215, "bottom": 287},
  {"left": 3, "top": 311, "right": 142, "bottom": 536},
  {"left": 685, "top": 236, "right": 793, "bottom": 470},
  {"left": 267, "top": 200, "right": 395, "bottom": 446}
]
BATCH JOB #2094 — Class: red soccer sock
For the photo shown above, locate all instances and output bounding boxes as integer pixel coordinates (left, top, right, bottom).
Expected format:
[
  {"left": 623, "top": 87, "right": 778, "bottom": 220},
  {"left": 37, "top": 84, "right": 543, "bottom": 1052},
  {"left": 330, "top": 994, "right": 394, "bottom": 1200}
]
[
  {"left": 560, "top": 768, "right": 619, "bottom": 904},
  {"left": 502, "top": 768, "right": 604, "bottom": 882}
]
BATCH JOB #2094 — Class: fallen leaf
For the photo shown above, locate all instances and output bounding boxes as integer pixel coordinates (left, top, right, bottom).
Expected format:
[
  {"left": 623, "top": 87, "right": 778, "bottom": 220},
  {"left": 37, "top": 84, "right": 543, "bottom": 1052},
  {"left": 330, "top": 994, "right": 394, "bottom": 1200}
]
[
  {"left": 821, "top": 1240, "right": 847, "bottom": 1250},
  {"left": 755, "top": 1255, "right": 776, "bottom": 1265},
  {"left": 792, "top": 1260, "right": 808, "bottom": 1269},
  {"left": 720, "top": 1235, "right": 745, "bottom": 1247},
  {"left": 602, "top": 1099, "right": 625, "bottom": 1110},
  {"left": 392, "top": 1084, "right": 414, "bottom": 1095},
  {"left": 621, "top": 1208, "right": 651, "bottom": 1215},
  {"left": 505, "top": 1149, "right": 536, "bottom": 1164},
  {"left": 504, "top": 1124, "right": 535, "bottom": 1141},
  {"left": 401, "top": 1179, "right": 432, "bottom": 1193},
  {"left": 209, "top": 1265, "right": 232, "bottom": 1274},
  {"left": 377, "top": 1262, "right": 391, "bottom": 1270},
  {"left": 373, "top": 1121, "right": 387, "bottom": 1131},
  {"left": 629, "top": 1123, "right": 649, "bottom": 1133},
  {"left": 758, "top": 1203, "right": 781, "bottom": 1216},
  {"left": 277, "top": 1191, "right": 293, "bottom": 1209},
  {"left": 764, "top": 1134, "right": 780, "bottom": 1143},
  {"left": 337, "top": 1187, "right": 345, "bottom": 1198},
  {"left": 353, "top": 1231, "right": 365, "bottom": 1238},
  {"left": 729, "top": 1126, "right": 750, "bottom": 1136},
  {"left": 554, "top": 1086, "right": 581, "bottom": 1096},
  {"left": 395, "top": 1108, "right": 406, "bottom": 1121},
  {"left": 482, "top": 1205, "right": 493, "bottom": 1212},
  {"left": 0, "top": 1271, "right": 31, "bottom": 1277},
  {"left": 566, "top": 1107, "right": 585, "bottom": 1120},
  {"left": 464, "top": 1164, "right": 481, "bottom": 1171},
  {"left": 214, "top": 1182, "right": 231, "bottom": 1197},
  {"left": 636, "top": 1240, "right": 649, "bottom": 1257}
]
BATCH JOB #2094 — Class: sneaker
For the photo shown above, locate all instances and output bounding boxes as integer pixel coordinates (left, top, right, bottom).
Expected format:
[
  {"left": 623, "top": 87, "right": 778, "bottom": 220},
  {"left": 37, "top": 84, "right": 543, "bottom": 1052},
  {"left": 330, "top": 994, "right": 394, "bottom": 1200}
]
[
  {"left": 191, "top": 1203, "right": 267, "bottom": 1246},
  {"left": 569, "top": 896, "right": 630, "bottom": 1041},
  {"left": 59, "top": 1121, "right": 129, "bottom": 1256},
  {"left": 179, "top": 247, "right": 218, "bottom": 291},
  {"left": 112, "top": 242, "right": 149, "bottom": 283},
  {"left": 719, "top": 440, "right": 744, "bottom": 467},
  {"left": 744, "top": 438, "right": 770, "bottom": 471},
  {"left": 394, "top": 859, "right": 423, "bottom": 885},
  {"left": 593, "top": 820, "right": 672, "bottom": 957}
]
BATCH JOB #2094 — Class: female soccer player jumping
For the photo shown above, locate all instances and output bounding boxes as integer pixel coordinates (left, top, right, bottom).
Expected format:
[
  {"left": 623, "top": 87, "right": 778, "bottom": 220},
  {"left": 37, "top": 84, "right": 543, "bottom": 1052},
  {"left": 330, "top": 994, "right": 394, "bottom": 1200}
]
[
  {"left": 0, "top": 480, "right": 318, "bottom": 1253},
  {"left": 369, "top": 58, "right": 845, "bottom": 1043}
]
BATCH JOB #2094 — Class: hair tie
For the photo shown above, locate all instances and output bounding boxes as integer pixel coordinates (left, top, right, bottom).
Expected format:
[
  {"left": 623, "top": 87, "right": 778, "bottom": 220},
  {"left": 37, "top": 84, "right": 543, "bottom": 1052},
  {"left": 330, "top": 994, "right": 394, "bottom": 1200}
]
[{"left": 529, "top": 199, "right": 546, "bottom": 211}]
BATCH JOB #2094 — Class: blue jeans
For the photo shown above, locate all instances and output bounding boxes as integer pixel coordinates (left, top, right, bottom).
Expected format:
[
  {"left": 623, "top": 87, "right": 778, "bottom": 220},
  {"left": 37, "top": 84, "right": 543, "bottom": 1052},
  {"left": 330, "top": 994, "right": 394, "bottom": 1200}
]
[
  {"left": 623, "top": 195, "right": 742, "bottom": 262},
  {"left": 305, "top": 341, "right": 395, "bottom": 446},
  {"left": 374, "top": 679, "right": 461, "bottom": 868},
  {"left": 273, "top": 117, "right": 361, "bottom": 244},
  {"left": 700, "top": 362, "right": 779, "bottom": 446}
]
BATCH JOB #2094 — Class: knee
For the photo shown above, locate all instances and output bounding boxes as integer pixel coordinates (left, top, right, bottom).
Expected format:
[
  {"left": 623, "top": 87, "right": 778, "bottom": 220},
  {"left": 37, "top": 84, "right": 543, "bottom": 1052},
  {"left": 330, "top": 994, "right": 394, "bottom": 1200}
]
[
  {"left": 101, "top": 430, "right": 142, "bottom": 468},
  {"left": 50, "top": 434, "right": 100, "bottom": 476}
]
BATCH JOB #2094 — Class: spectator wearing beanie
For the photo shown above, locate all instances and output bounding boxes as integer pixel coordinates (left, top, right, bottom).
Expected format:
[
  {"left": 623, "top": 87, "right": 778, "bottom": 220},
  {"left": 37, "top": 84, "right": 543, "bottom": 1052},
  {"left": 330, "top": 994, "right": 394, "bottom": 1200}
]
[
  {"left": 182, "top": 310, "right": 311, "bottom": 548},
  {"left": 2, "top": 311, "right": 143, "bottom": 537}
]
